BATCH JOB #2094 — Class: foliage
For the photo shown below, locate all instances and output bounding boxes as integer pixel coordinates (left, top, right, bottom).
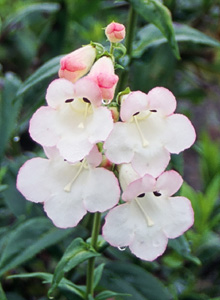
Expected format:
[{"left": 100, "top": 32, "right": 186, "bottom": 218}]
[{"left": 0, "top": 0, "right": 220, "bottom": 299}]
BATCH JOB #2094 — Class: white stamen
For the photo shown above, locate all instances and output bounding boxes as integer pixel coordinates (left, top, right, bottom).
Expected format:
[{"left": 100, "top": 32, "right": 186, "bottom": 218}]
[
  {"left": 64, "top": 160, "right": 86, "bottom": 192},
  {"left": 135, "top": 198, "right": 154, "bottom": 227},
  {"left": 133, "top": 116, "right": 149, "bottom": 147},
  {"left": 78, "top": 103, "right": 90, "bottom": 129}
]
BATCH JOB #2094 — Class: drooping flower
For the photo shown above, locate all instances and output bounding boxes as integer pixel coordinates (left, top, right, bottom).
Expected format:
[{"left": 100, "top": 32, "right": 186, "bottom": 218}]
[
  {"left": 102, "top": 164, "right": 194, "bottom": 261},
  {"left": 105, "top": 22, "right": 126, "bottom": 43},
  {"left": 88, "top": 56, "right": 119, "bottom": 101},
  {"left": 29, "top": 77, "right": 114, "bottom": 163},
  {"left": 104, "top": 87, "right": 196, "bottom": 177},
  {"left": 58, "top": 45, "right": 96, "bottom": 83},
  {"left": 17, "top": 146, "right": 120, "bottom": 228}
]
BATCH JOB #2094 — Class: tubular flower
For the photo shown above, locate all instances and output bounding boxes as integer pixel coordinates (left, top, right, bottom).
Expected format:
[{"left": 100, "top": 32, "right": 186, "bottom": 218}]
[
  {"left": 88, "top": 56, "right": 119, "bottom": 101},
  {"left": 104, "top": 87, "right": 196, "bottom": 177},
  {"left": 16, "top": 146, "right": 120, "bottom": 229},
  {"left": 29, "top": 77, "right": 114, "bottom": 163},
  {"left": 102, "top": 164, "right": 194, "bottom": 261},
  {"left": 58, "top": 45, "right": 96, "bottom": 83},
  {"left": 105, "top": 22, "right": 126, "bottom": 43}
]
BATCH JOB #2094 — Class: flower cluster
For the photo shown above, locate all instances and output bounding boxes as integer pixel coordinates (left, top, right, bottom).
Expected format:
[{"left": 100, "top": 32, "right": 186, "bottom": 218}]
[{"left": 17, "top": 22, "right": 196, "bottom": 261}]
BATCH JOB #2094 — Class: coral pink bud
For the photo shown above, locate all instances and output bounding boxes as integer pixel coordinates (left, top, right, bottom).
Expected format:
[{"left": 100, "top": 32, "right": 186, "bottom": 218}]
[
  {"left": 58, "top": 45, "right": 96, "bottom": 83},
  {"left": 88, "top": 56, "right": 119, "bottom": 101},
  {"left": 105, "top": 22, "right": 125, "bottom": 43}
]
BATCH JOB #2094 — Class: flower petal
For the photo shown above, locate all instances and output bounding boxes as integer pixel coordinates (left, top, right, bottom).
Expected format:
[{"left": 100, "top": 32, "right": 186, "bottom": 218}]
[
  {"left": 155, "top": 170, "right": 183, "bottom": 196},
  {"left": 157, "top": 196, "right": 194, "bottom": 239},
  {"left": 129, "top": 223, "right": 168, "bottom": 261},
  {"left": 131, "top": 145, "right": 170, "bottom": 177},
  {"left": 29, "top": 106, "right": 60, "bottom": 147},
  {"left": 86, "top": 145, "right": 102, "bottom": 167},
  {"left": 88, "top": 107, "right": 113, "bottom": 144},
  {"left": 46, "top": 78, "right": 75, "bottom": 109},
  {"left": 74, "top": 77, "right": 102, "bottom": 107},
  {"left": 44, "top": 190, "right": 86, "bottom": 228},
  {"left": 57, "top": 136, "right": 93, "bottom": 163},
  {"left": 104, "top": 122, "right": 135, "bottom": 164},
  {"left": 120, "top": 91, "right": 149, "bottom": 122},
  {"left": 163, "top": 114, "right": 196, "bottom": 154},
  {"left": 83, "top": 168, "right": 120, "bottom": 212},
  {"left": 148, "top": 87, "right": 176, "bottom": 116},
  {"left": 103, "top": 203, "right": 135, "bottom": 247},
  {"left": 17, "top": 158, "right": 51, "bottom": 203},
  {"left": 122, "top": 174, "right": 156, "bottom": 202}
]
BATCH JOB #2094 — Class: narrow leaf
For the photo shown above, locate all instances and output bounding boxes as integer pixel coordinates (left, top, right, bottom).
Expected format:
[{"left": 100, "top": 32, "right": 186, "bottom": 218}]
[
  {"left": 8, "top": 272, "right": 86, "bottom": 298},
  {"left": 16, "top": 55, "right": 62, "bottom": 98},
  {"left": 0, "top": 282, "right": 7, "bottom": 300},
  {"left": 95, "top": 290, "right": 131, "bottom": 300},
  {"left": 0, "top": 217, "right": 74, "bottom": 277},
  {"left": 0, "top": 73, "right": 22, "bottom": 160},
  {"left": 49, "top": 238, "right": 100, "bottom": 296},
  {"left": 128, "top": 0, "right": 180, "bottom": 58},
  {"left": 133, "top": 23, "right": 220, "bottom": 58},
  {"left": 2, "top": 3, "right": 60, "bottom": 31},
  {"left": 94, "top": 263, "right": 105, "bottom": 289}
]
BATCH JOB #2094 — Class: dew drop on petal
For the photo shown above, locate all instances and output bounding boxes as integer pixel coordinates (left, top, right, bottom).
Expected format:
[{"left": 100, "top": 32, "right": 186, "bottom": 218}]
[
  {"left": 102, "top": 99, "right": 111, "bottom": 105},
  {"left": 118, "top": 246, "right": 126, "bottom": 251}
]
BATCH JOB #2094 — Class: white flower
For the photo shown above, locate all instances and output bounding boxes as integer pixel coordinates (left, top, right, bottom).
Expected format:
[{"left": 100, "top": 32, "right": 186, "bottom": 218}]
[
  {"left": 104, "top": 87, "right": 196, "bottom": 177},
  {"left": 102, "top": 164, "right": 194, "bottom": 261},
  {"left": 17, "top": 146, "right": 120, "bottom": 228}
]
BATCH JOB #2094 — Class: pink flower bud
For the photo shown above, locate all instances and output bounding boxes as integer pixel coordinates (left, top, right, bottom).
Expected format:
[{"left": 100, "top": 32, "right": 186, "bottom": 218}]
[
  {"left": 105, "top": 22, "right": 125, "bottom": 43},
  {"left": 88, "top": 56, "right": 119, "bottom": 101},
  {"left": 58, "top": 45, "right": 96, "bottom": 83}
]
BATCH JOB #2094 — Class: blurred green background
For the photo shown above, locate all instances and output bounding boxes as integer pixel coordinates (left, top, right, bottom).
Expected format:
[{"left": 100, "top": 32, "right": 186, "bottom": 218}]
[{"left": 0, "top": 0, "right": 220, "bottom": 299}]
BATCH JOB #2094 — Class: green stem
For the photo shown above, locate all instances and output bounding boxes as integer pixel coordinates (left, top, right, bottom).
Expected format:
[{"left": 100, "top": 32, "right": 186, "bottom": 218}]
[
  {"left": 116, "top": 5, "right": 137, "bottom": 94},
  {"left": 86, "top": 212, "right": 101, "bottom": 299}
]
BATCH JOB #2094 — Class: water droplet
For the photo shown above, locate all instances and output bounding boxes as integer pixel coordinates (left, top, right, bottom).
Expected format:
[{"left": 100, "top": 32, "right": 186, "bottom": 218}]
[
  {"left": 118, "top": 246, "right": 126, "bottom": 251},
  {"left": 102, "top": 99, "right": 111, "bottom": 105},
  {"left": 13, "top": 136, "right": 20, "bottom": 142}
]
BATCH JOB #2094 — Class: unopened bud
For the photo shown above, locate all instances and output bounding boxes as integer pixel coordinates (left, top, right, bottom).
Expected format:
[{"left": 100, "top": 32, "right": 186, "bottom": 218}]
[{"left": 105, "top": 22, "right": 126, "bottom": 43}]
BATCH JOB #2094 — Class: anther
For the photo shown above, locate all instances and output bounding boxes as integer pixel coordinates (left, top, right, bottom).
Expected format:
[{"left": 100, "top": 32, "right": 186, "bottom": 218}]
[
  {"left": 133, "top": 112, "right": 140, "bottom": 116},
  {"left": 150, "top": 109, "right": 157, "bottom": 112},
  {"left": 65, "top": 98, "right": 74, "bottom": 103},
  {"left": 153, "top": 191, "right": 161, "bottom": 197},
  {"left": 83, "top": 97, "right": 91, "bottom": 103},
  {"left": 137, "top": 193, "right": 145, "bottom": 198}
]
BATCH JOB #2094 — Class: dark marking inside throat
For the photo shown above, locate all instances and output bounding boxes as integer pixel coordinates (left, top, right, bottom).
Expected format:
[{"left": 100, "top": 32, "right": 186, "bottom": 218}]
[
  {"left": 153, "top": 191, "right": 161, "bottom": 197},
  {"left": 83, "top": 97, "right": 91, "bottom": 104},
  {"left": 150, "top": 109, "right": 157, "bottom": 112},
  {"left": 137, "top": 193, "right": 145, "bottom": 198},
  {"left": 133, "top": 112, "right": 140, "bottom": 116},
  {"left": 65, "top": 98, "right": 74, "bottom": 103}
]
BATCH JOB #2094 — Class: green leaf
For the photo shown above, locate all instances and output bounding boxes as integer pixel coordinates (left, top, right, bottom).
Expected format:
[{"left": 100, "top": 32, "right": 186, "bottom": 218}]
[
  {"left": 2, "top": 3, "right": 60, "bottom": 31},
  {"left": 169, "top": 236, "right": 201, "bottom": 265},
  {"left": 16, "top": 55, "right": 62, "bottom": 98},
  {"left": 0, "top": 282, "right": 7, "bottom": 300},
  {"left": 101, "top": 262, "right": 172, "bottom": 300},
  {"left": 94, "top": 263, "right": 105, "bottom": 289},
  {"left": 0, "top": 73, "right": 22, "bottom": 160},
  {"left": 133, "top": 23, "right": 220, "bottom": 58},
  {"left": 95, "top": 290, "right": 131, "bottom": 300},
  {"left": 0, "top": 217, "right": 74, "bottom": 277},
  {"left": 8, "top": 272, "right": 86, "bottom": 299},
  {"left": 128, "top": 0, "right": 180, "bottom": 58},
  {"left": 49, "top": 238, "right": 100, "bottom": 297}
]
